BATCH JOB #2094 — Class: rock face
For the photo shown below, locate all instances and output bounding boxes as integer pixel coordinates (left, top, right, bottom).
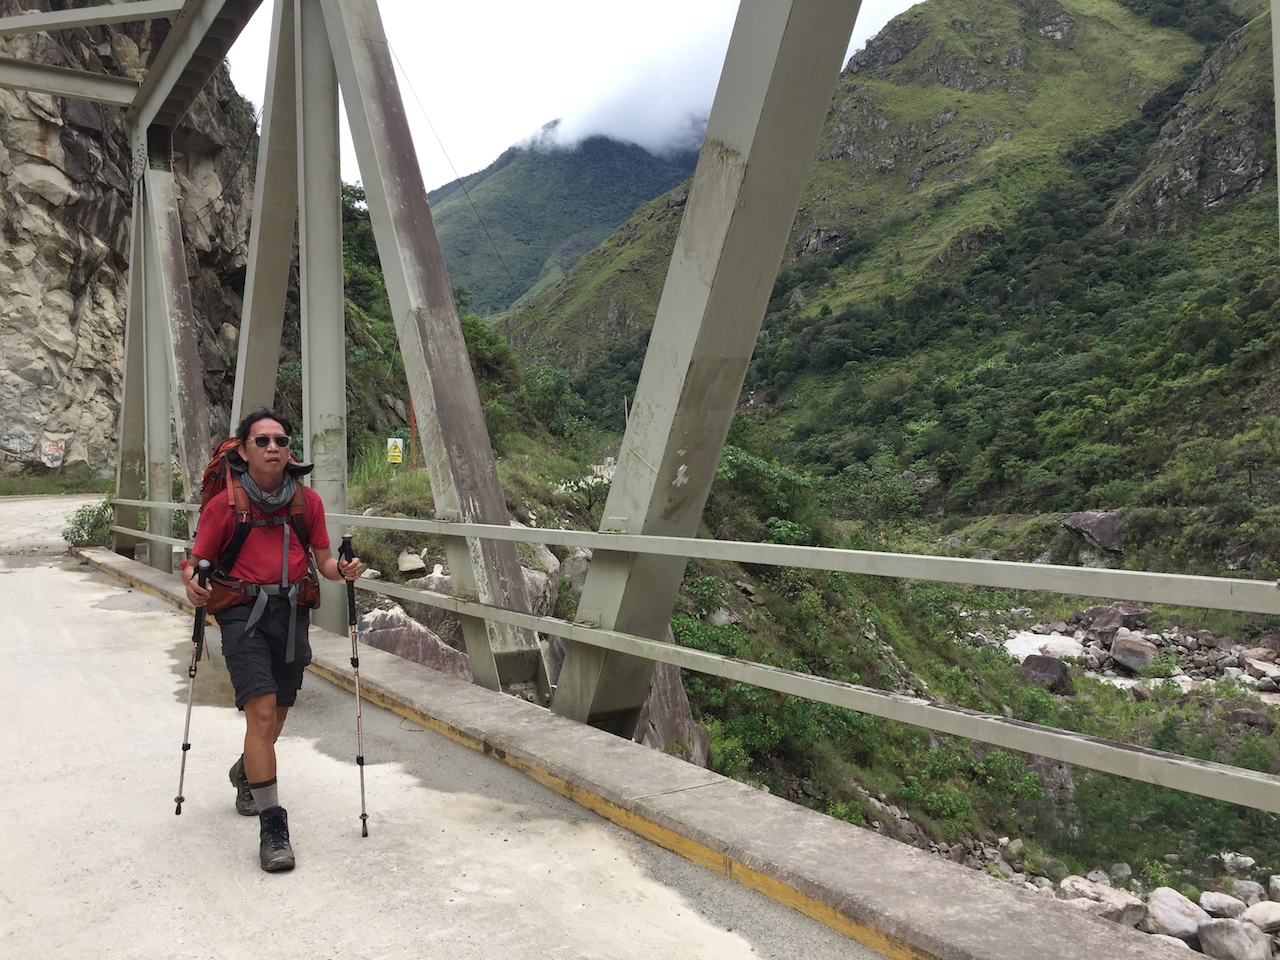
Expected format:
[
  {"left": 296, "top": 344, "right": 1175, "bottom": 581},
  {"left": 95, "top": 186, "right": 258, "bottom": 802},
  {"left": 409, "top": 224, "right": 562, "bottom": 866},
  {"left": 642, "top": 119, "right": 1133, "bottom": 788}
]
[
  {"left": 358, "top": 605, "right": 472, "bottom": 681},
  {"left": 1110, "top": 18, "right": 1275, "bottom": 236},
  {"left": 0, "top": 11, "right": 259, "bottom": 475}
]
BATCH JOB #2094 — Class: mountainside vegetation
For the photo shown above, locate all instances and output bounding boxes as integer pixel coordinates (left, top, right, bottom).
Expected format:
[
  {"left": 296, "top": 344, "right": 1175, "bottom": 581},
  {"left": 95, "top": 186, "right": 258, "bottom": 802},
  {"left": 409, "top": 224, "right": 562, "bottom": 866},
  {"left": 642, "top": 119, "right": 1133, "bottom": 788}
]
[
  {"left": 324, "top": 0, "right": 1280, "bottom": 897},
  {"left": 428, "top": 131, "right": 697, "bottom": 316},
  {"left": 460, "top": 0, "right": 1280, "bottom": 892}
]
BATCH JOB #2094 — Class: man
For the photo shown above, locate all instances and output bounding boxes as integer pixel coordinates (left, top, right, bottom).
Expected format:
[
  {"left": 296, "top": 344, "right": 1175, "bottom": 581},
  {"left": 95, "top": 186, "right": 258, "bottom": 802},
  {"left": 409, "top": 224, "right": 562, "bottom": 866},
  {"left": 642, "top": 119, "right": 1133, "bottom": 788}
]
[{"left": 184, "top": 408, "right": 363, "bottom": 873}]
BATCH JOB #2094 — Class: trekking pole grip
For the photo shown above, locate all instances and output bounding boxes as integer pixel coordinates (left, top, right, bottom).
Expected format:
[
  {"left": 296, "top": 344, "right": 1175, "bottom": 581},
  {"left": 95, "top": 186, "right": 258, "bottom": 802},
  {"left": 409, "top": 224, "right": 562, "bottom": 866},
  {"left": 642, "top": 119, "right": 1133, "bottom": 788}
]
[
  {"left": 196, "top": 558, "right": 210, "bottom": 592},
  {"left": 339, "top": 535, "right": 357, "bottom": 626}
]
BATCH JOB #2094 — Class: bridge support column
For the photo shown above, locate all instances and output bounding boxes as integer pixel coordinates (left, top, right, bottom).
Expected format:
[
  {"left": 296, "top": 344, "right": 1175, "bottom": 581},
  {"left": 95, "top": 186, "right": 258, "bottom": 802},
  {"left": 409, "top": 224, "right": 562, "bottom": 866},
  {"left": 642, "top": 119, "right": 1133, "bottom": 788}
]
[
  {"left": 551, "top": 0, "right": 863, "bottom": 732},
  {"left": 318, "top": 0, "right": 546, "bottom": 696},
  {"left": 297, "top": 0, "right": 349, "bottom": 633},
  {"left": 1273, "top": 0, "right": 1279, "bottom": 248}
]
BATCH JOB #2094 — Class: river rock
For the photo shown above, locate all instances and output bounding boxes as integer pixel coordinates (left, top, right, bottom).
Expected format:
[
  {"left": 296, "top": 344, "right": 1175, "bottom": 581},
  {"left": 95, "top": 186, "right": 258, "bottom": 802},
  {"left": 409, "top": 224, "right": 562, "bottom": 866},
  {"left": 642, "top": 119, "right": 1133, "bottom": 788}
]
[
  {"left": 1201, "top": 892, "right": 1248, "bottom": 919},
  {"left": 1222, "top": 852, "right": 1257, "bottom": 877},
  {"left": 1197, "top": 918, "right": 1272, "bottom": 960},
  {"left": 1143, "top": 887, "right": 1211, "bottom": 945},
  {"left": 1016, "top": 654, "right": 1074, "bottom": 694},
  {"left": 1081, "top": 601, "right": 1151, "bottom": 641},
  {"left": 1231, "top": 881, "right": 1266, "bottom": 905},
  {"left": 397, "top": 549, "right": 427, "bottom": 574},
  {"left": 1150, "top": 933, "right": 1193, "bottom": 950},
  {"left": 1111, "top": 632, "right": 1159, "bottom": 673},
  {"left": 1270, "top": 875, "right": 1280, "bottom": 900},
  {"left": 1056, "top": 876, "right": 1145, "bottom": 926},
  {"left": 1241, "top": 901, "right": 1280, "bottom": 934},
  {"left": 1224, "top": 709, "right": 1276, "bottom": 733}
]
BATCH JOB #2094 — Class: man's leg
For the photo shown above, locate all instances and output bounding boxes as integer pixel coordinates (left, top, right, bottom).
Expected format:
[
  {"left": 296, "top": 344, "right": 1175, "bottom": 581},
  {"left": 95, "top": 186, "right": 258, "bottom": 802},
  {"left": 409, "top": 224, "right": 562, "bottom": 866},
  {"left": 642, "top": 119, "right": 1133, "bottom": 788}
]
[{"left": 244, "top": 692, "right": 295, "bottom": 872}]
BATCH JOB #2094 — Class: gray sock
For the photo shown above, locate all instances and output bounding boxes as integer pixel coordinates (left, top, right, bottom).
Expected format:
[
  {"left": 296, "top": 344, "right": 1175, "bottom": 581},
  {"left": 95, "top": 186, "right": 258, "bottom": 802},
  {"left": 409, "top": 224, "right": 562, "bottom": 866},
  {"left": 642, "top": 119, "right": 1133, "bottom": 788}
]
[{"left": 249, "top": 778, "right": 279, "bottom": 813}]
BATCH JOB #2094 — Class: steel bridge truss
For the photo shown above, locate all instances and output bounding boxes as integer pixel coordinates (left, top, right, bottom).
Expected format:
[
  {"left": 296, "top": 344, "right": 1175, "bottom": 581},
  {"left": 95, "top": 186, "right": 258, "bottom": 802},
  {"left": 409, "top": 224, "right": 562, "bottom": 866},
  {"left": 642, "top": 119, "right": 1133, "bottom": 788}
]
[{"left": 4, "top": 0, "right": 1280, "bottom": 815}]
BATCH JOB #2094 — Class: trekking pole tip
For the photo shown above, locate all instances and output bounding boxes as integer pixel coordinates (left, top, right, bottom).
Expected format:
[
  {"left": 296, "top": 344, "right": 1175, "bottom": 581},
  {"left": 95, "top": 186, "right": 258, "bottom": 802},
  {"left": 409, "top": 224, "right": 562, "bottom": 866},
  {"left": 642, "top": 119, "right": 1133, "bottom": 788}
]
[
  {"left": 361, "top": 813, "right": 368, "bottom": 838},
  {"left": 174, "top": 797, "right": 183, "bottom": 815}
]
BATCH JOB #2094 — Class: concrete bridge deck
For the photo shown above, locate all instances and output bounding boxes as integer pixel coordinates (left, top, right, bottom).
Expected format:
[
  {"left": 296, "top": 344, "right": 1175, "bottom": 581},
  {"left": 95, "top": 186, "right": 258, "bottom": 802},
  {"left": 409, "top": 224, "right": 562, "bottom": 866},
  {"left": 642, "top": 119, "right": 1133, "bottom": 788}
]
[{"left": 1, "top": 496, "right": 1191, "bottom": 960}]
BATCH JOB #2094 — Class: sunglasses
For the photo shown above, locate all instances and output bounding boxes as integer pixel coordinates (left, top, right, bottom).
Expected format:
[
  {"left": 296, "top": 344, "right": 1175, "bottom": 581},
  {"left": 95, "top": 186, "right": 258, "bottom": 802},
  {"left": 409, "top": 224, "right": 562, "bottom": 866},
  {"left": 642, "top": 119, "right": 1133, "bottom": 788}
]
[{"left": 250, "top": 435, "right": 291, "bottom": 449}]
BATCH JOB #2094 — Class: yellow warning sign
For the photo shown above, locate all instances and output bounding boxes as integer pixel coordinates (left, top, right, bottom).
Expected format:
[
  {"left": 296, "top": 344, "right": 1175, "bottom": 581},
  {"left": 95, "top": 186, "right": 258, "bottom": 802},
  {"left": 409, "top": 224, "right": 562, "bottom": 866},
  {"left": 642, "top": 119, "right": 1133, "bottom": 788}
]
[{"left": 386, "top": 437, "right": 404, "bottom": 464}]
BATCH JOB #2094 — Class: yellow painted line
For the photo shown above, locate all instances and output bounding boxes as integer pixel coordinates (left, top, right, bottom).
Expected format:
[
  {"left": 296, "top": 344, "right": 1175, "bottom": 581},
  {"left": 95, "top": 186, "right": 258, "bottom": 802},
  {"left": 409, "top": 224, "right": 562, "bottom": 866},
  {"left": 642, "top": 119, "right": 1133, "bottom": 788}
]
[{"left": 83, "top": 550, "right": 935, "bottom": 959}]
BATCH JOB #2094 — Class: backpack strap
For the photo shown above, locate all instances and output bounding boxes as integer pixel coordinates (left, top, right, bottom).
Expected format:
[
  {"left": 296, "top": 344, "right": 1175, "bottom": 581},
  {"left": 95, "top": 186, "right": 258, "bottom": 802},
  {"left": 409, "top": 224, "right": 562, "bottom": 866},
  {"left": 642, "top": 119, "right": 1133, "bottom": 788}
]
[{"left": 213, "top": 476, "right": 312, "bottom": 582}]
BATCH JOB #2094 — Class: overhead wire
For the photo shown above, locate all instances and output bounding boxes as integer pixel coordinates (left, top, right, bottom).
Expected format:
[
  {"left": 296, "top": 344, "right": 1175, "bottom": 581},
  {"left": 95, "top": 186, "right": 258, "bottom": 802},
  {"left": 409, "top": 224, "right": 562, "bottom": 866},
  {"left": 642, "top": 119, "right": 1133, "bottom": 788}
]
[{"left": 386, "top": 41, "right": 519, "bottom": 298}]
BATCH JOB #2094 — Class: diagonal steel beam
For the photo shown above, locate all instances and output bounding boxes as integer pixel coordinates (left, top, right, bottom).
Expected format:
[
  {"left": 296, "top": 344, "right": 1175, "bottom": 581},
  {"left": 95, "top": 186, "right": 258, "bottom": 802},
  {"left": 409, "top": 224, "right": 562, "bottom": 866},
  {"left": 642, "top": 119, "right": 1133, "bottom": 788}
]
[
  {"left": 127, "top": 0, "right": 261, "bottom": 134},
  {"left": 0, "top": 0, "right": 184, "bottom": 37},
  {"left": 319, "top": 0, "right": 545, "bottom": 695},
  {"left": 143, "top": 161, "right": 212, "bottom": 511},
  {"left": 551, "top": 0, "right": 863, "bottom": 733},
  {"left": 231, "top": 0, "right": 298, "bottom": 424},
  {"left": 0, "top": 57, "right": 137, "bottom": 105}
]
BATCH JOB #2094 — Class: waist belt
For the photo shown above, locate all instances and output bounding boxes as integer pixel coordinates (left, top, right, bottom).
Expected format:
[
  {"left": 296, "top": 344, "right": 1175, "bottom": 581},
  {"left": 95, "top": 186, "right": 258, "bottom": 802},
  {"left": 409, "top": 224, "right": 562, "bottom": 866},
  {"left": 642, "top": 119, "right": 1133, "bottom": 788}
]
[{"left": 241, "top": 582, "right": 302, "bottom": 663}]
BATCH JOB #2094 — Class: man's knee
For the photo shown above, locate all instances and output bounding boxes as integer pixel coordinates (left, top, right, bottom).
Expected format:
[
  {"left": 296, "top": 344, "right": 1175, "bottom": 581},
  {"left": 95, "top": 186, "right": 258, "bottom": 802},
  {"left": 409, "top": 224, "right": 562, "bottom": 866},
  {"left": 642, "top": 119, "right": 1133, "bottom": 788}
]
[{"left": 244, "top": 693, "right": 279, "bottom": 733}]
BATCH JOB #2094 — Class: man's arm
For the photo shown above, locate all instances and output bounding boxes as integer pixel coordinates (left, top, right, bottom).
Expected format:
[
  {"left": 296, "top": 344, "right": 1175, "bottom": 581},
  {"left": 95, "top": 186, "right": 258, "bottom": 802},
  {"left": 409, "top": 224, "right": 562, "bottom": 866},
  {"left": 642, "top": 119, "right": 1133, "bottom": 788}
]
[{"left": 313, "top": 545, "right": 363, "bottom": 582}]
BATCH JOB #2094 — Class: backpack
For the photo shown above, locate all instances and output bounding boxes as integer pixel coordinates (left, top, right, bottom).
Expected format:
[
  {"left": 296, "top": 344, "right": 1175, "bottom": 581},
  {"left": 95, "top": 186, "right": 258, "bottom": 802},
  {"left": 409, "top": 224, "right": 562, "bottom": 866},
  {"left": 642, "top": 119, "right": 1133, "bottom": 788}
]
[{"left": 197, "top": 437, "right": 311, "bottom": 580}]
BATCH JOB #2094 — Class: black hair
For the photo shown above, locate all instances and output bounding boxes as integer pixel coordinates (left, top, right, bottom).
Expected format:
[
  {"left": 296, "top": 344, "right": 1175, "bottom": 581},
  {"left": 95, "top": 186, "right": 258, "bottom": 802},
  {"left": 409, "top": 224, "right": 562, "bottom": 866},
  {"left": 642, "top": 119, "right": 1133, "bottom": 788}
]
[{"left": 235, "top": 408, "right": 294, "bottom": 445}]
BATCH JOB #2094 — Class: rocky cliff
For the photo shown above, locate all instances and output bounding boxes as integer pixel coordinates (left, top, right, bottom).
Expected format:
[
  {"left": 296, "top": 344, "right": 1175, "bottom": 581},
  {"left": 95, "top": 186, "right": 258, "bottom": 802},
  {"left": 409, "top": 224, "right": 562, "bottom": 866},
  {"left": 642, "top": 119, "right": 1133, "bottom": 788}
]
[{"left": 0, "top": 4, "right": 258, "bottom": 477}]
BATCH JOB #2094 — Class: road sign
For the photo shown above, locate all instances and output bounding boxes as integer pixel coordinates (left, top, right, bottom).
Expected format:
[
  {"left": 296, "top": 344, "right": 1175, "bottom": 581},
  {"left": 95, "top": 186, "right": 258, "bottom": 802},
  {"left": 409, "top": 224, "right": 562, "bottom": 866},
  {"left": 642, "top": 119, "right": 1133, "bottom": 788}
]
[{"left": 387, "top": 437, "right": 404, "bottom": 464}]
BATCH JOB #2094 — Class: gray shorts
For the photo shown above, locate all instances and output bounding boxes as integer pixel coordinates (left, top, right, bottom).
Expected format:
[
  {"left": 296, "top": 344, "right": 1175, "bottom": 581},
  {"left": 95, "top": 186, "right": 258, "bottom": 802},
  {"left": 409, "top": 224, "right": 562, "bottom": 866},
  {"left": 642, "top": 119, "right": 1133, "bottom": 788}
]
[{"left": 216, "top": 597, "right": 312, "bottom": 709}]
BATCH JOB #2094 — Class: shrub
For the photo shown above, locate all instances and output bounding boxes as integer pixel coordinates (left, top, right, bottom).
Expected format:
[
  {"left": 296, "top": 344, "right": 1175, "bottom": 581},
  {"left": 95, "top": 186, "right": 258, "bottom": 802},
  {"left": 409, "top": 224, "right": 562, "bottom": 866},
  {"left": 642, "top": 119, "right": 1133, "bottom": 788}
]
[{"left": 62, "top": 498, "right": 113, "bottom": 547}]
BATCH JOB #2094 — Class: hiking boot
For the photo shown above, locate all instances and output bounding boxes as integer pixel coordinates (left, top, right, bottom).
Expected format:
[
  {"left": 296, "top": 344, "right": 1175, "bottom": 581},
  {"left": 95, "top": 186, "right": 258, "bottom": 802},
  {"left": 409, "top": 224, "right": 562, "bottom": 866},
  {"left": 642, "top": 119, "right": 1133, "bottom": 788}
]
[
  {"left": 258, "top": 806, "right": 295, "bottom": 873},
  {"left": 229, "top": 756, "right": 258, "bottom": 817}
]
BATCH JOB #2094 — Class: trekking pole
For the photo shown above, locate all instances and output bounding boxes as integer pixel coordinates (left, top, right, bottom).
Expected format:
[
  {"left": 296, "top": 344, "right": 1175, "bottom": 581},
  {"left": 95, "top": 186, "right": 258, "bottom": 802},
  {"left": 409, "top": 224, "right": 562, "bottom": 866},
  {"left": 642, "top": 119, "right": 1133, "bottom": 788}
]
[
  {"left": 339, "top": 535, "right": 369, "bottom": 837},
  {"left": 175, "top": 560, "right": 211, "bottom": 815}
]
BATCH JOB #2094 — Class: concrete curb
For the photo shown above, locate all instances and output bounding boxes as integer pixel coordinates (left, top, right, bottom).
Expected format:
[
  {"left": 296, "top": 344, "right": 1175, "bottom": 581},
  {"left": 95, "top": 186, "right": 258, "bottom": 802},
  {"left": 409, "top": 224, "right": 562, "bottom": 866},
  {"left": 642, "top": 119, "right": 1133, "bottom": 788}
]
[{"left": 75, "top": 547, "right": 1189, "bottom": 960}]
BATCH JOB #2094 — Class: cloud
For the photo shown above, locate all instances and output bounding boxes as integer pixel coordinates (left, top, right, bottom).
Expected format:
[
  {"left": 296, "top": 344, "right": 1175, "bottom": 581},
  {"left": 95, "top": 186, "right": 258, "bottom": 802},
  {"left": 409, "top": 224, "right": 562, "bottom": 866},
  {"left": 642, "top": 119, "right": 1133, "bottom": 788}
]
[{"left": 534, "top": 13, "right": 733, "bottom": 155}]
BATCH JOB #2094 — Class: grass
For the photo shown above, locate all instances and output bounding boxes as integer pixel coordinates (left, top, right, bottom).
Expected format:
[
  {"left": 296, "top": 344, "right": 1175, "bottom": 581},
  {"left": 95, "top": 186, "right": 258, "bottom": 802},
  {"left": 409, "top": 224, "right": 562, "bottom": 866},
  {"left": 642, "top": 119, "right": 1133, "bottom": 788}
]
[{"left": 0, "top": 474, "right": 113, "bottom": 496}]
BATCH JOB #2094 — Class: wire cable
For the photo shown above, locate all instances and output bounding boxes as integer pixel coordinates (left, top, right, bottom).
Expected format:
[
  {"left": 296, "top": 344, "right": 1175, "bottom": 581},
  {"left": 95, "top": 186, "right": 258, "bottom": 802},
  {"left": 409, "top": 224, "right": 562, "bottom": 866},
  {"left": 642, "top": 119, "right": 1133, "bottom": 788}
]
[{"left": 386, "top": 41, "right": 518, "bottom": 298}]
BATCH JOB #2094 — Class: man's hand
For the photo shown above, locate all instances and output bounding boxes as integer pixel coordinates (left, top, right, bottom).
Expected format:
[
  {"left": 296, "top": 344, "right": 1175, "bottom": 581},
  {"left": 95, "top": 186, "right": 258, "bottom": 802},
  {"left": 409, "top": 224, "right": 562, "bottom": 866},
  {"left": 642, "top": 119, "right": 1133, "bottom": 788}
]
[
  {"left": 184, "top": 560, "right": 212, "bottom": 607},
  {"left": 336, "top": 556, "right": 364, "bottom": 582}
]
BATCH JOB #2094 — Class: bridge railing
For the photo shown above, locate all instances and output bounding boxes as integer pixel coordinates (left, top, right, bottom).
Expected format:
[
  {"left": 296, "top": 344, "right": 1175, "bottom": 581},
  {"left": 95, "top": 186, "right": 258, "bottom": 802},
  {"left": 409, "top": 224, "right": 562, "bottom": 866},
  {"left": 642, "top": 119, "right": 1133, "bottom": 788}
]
[
  {"left": 108, "top": 498, "right": 1280, "bottom": 815},
  {"left": 324, "top": 511, "right": 1280, "bottom": 816}
]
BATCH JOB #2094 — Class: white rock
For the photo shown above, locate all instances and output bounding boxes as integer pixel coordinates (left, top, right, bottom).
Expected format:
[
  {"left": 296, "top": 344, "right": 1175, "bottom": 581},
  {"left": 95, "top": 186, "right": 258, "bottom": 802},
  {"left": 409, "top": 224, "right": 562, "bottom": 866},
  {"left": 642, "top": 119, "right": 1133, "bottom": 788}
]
[
  {"left": 1143, "top": 887, "right": 1211, "bottom": 942},
  {"left": 397, "top": 549, "right": 426, "bottom": 574},
  {"left": 1055, "top": 876, "right": 1145, "bottom": 926},
  {"left": 1231, "top": 881, "right": 1266, "bottom": 905},
  {"left": 1150, "top": 933, "right": 1193, "bottom": 950},
  {"left": 1201, "top": 891, "right": 1248, "bottom": 919},
  {"left": 1241, "top": 901, "right": 1280, "bottom": 934},
  {"left": 1004, "top": 631, "right": 1085, "bottom": 661},
  {"left": 1197, "top": 918, "right": 1272, "bottom": 960},
  {"left": 1223, "top": 852, "right": 1258, "bottom": 876},
  {"left": 1269, "top": 875, "right": 1280, "bottom": 900}
]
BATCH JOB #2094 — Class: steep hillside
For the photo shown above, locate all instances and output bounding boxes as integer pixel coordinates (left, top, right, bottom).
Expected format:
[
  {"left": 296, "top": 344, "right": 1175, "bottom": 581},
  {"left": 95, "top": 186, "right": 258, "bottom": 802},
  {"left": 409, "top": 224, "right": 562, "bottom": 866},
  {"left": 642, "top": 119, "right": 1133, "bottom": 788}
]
[
  {"left": 428, "top": 131, "right": 697, "bottom": 316},
  {"left": 498, "top": 0, "right": 1207, "bottom": 375}
]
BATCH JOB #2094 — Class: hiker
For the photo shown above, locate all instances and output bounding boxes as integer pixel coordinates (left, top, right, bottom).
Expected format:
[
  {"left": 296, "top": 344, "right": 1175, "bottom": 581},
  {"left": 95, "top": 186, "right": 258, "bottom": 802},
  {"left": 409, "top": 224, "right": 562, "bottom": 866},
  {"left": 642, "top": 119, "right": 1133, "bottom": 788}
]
[{"left": 183, "top": 408, "right": 363, "bottom": 872}]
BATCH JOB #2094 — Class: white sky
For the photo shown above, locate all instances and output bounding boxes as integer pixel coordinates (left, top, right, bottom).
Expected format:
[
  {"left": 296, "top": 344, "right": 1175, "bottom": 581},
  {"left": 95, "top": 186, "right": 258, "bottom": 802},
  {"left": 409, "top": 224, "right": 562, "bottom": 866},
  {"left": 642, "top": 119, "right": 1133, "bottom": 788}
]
[{"left": 226, "top": 1, "right": 920, "bottom": 193}]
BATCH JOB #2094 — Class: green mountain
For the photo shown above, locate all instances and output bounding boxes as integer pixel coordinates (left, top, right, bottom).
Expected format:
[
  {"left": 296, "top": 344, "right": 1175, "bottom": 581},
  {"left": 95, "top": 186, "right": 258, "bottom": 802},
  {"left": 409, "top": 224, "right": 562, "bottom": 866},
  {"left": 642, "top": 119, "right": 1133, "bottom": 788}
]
[
  {"left": 427, "top": 131, "right": 698, "bottom": 316},
  {"left": 498, "top": 0, "right": 1280, "bottom": 567}
]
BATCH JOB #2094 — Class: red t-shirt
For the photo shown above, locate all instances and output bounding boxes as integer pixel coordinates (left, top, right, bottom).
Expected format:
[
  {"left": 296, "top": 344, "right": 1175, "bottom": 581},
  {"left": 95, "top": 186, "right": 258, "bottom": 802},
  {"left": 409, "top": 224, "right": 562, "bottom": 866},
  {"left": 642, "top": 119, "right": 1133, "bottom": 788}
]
[{"left": 192, "top": 484, "right": 330, "bottom": 585}]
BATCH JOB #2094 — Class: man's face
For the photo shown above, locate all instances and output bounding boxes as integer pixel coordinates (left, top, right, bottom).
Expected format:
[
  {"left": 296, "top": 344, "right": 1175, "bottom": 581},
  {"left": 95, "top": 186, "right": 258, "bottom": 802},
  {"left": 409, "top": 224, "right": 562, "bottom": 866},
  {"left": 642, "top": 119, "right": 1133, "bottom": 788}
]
[{"left": 240, "top": 418, "right": 290, "bottom": 488}]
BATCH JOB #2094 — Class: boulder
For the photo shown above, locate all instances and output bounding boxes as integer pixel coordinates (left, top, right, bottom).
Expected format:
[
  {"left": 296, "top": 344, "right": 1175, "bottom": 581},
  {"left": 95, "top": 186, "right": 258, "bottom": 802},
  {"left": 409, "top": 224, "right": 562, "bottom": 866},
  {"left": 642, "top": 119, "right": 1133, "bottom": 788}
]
[
  {"left": 1241, "top": 901, "right": 1280, "bottom": 934},
  {"left": 1231, "top": 881, "right": 1266, "bottom": 905},
  {"left": 1081, "top": 601, "right": 1151, "bottom": 642},
  {"left": 397, "top": 549, "right": 427, "bottom": 574},
  {"left": 358, "top": 605, "right": 471, "bottom": 681},
  {"left": 1143, "top": 887, "right": 1211, "bottom": 945},
  {"left": 1016, "top": 654, "right": 1074, "bottom": 694},
  {"left": 1201, "top": 892, "right": 1248, "bottom": 919},
  {"left": 1240, "top": 646, "right": 1278, "bottom": 664},
  {"left": 1110, "top": 633, "right": 1159, "bottom": 673},
  {"left": 1270, "top": 875, "right": 1280, "bottom": 900},
  {"left": 1224, "top": 709, "right": 1276, "bottom": 733},
  {"left": 1150, "top": 933, "right": 1193, "bottom": 950},
  {"left": 560, "top": 547, "right": 592, "bottom": 595},
  {"left": 1086, "top": 868, "right": 1112, "bottom": 886},
  {"left": 1197, "top": 918, "right": 1272, "bottom": 960},
  {"left": 1243, "top": 658, "right": 1280, "bottom": 681},
  {"left": 1222, "top": 852, "right": 1257, "bottom": 877},
  {"left": 400, "top": 566, "right": 462, "bottom": 645},
  {"left": 1056, "top": 876, "right": 1145, "bottom": 926},
  {"left": 1110, "top": 862, "right": 1133, "bottom": 886},
  {"left": 633, "top": 653, "right": 710, "bottom": 768},
  {"left": 1063, "top": 511, "right": 1123, "bottom": 552}
]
